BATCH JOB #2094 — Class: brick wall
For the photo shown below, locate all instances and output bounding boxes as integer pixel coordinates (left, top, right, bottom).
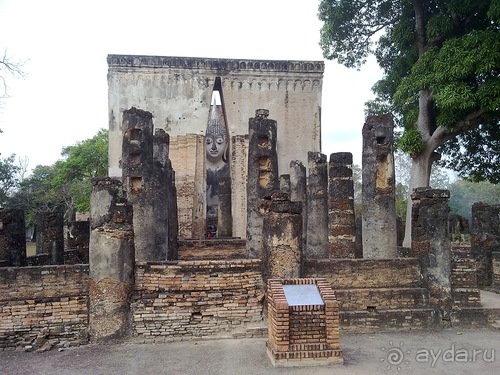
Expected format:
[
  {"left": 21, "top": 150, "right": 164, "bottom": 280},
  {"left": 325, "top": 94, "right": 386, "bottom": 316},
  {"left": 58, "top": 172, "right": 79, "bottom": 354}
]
[
  {"left": 132, "top": 259, "right": 264, "bottom": 341},
  {"left": 451, "top": 246, "right": 480, "bottom": 307},
  {"left": 0, "top": 265, "right": 89, "bottom": 351}
]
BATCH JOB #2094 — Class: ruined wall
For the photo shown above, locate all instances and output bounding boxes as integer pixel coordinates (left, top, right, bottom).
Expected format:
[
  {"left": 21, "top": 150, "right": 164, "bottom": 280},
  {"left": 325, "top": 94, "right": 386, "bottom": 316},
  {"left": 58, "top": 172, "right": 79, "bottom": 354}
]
[
  {"left": 108, "top": 55, "right": 323, "bottom": 239},
  {"left": 132, "top": 260, "right": 264, "bottom": 340},
  {"left": 0, "top": 265, "right": 89, "bottom": 351}
]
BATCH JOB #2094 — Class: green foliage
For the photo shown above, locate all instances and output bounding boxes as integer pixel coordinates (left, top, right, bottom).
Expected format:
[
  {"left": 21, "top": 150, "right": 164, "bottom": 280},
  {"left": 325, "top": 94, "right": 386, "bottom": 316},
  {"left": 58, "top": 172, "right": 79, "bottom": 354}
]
[
  {"left": 448, "top": 179, "right": 500, "bottom": 221},
  {"left": 7, "top": 129, "right": 108, "bottom": 224},
  {"left": 0, "top": 154, "right": 19, "bottom": 206},
  {"left": 319, "top": 0, "right": 500, "bottom": 183}
]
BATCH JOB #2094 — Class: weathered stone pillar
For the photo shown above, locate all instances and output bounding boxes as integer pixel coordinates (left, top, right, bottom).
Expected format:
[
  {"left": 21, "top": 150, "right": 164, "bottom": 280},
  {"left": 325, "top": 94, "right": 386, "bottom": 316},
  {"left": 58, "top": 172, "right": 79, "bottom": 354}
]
[
  {"left": 361, "top": 115, "right": 397, "bottom": 258},
  {"left": 306, "top": 152, "right": 329, "bottom": 259},
  {"left": 411, "top": 188, "right": 452, "bottom": 320},
  {"left": 0, "top": 208, "right": 27, "bottom": 266},
  {"left": 35, "top": 211, "right": 64, "bottom": 256},
  {"left": 246, "top": 109, "right": 279, "bottom": 259},
  {"left": 67, "top": 220, "right": 90, "bottom": 263},
  {"left": 328, "top": 152, "right": 356, "bottom": 258},
  {"left": 492, "top": 252, "right": 500, "bottom": 293},
  {"left": 231, "top": 135, "right": 249, "bottom": 239},
  {"left": 89, "top": 177, "right": 134, "bottom": 342},
  {"left": 167, "top": 167, "right": 179, "bottom": 260},
  {"left": 262, "top": 191, "right": 302, "bottom": 281},
  {"left": 217, "top": 175, "right": 233, "bottom": 238},
  {"left": 290, "top": 160, "right": 307, "bottom": 255},
  {"left": 122, "top": 108, "right": 171, "bottom": 261},
  {"left": 471, "top": 202, "right": 500, "bottom": 287}
]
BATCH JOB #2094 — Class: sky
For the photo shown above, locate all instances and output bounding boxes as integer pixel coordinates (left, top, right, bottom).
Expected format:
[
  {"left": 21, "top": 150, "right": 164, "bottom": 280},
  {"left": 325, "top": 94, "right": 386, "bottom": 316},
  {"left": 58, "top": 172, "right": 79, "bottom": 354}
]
[{"left": 0, "top": 0, "right": 382, "bottom": 172}]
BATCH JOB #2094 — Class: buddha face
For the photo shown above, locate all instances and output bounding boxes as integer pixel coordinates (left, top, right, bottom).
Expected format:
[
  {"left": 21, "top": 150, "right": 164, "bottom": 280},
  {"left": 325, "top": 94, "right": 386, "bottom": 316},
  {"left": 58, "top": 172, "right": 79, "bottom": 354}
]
[{"left": 205, "top": 133, "right": 227, "bottom": 163}]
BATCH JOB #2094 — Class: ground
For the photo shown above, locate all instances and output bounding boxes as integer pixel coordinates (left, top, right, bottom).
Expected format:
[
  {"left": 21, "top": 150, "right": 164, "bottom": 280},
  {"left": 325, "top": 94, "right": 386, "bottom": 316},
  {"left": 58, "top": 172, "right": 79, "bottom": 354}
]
[{"left": 0, "top": 328, "right": 498, "bottom": 375}]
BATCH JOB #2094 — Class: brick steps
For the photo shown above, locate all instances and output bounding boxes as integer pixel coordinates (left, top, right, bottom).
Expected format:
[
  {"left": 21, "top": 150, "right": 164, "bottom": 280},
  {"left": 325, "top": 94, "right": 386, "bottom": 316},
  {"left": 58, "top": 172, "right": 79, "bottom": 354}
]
[
  {"left": 339, "top": 308, "right": 440, "bottom": 333},
  {"left": 334, "top": 287, "right": 430, "bottom": 311}
]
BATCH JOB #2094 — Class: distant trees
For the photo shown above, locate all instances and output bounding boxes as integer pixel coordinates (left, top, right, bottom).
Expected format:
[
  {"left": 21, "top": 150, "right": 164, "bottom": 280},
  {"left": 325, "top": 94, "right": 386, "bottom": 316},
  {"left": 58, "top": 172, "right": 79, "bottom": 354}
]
[{"left": 5, "top": 129, "right": 108, "bottom": 226}]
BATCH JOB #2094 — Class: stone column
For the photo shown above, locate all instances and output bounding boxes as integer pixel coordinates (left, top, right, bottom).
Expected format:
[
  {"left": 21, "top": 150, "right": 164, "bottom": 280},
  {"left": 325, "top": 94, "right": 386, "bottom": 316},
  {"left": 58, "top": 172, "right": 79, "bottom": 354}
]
[
  {"left": 262, "top": 192, "right": 302, "bottom": 281},
  {"left": 306, "top": 152, "right": 329, "bottom": 259},
  {"left": 35, "top": 211, "right": 64, "bottom": 257},
  {"left": 218, "top": 174, "right": 233, "bottom": 238},
  {"left": 67, "top": 220, "right": 90, "bottom": 263},
  {"left": 246, "top": 109, "right": 279, "bottom": 259},
  {"left": 328, "top": 152, "right": 356, "bottom": 258},
  {"left": 290, "top": 160, "right": 307, "bottom": 255},
  {"left": 122, "top": 108, "right": 172, "bottom": 261},
  {"left": 361, "top": 115, "right": 397, "bottom": 258},
  {"left": 471, "top": 202, "right": 500, "bottom": 287},
  {"left": 0, "top": 208, "right": 27, "bottom": 266},
  {"left": 411, "top": 188, "right": 452, "bottom": 320},
  {"left": 89, "top": 178, "right": 134, "bottom": 342}
]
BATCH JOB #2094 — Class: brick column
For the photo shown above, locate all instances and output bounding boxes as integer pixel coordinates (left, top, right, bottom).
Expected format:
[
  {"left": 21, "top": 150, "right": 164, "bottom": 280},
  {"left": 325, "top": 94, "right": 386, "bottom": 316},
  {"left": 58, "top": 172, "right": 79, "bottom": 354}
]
[
  {"left": 328, "top": 152, "right": 356, "bottom": 258},
  {"left": 262, "top": 192, "right": 302, "bottom": 280}
]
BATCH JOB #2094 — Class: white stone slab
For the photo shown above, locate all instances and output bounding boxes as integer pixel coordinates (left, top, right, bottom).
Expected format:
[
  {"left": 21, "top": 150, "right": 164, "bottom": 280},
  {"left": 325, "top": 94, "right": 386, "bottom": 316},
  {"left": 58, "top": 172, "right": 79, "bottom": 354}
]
[{"left": 282, "top": 284, "right": 324, "bottom": 306}]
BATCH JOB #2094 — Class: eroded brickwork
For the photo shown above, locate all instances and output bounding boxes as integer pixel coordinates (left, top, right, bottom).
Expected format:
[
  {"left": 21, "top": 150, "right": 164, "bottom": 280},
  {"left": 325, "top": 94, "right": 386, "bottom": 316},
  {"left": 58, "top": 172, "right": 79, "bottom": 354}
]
[
  {"left": 131, "top": 260, "right": 264, "bottom": 340},
  {"left": 492, "top": 252, "right": 500, "bottom": 293},
  {"left": 0, "top": 265, "right": 89, "bottom": 351}
]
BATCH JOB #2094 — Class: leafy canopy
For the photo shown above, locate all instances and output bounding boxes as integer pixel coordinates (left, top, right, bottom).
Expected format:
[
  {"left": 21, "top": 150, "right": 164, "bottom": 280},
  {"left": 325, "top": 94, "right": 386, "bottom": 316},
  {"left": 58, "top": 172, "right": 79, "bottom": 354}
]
[{"left": 318, "top": 0, "right": 500, "bottom": 182}]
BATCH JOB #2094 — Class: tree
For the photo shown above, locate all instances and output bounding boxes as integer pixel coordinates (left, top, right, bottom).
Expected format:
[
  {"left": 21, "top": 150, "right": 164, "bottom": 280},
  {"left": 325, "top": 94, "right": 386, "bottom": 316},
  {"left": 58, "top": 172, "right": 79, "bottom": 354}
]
[
  {"left": 0, "top": 49, "right": 26, "bottom": 103},
  {"left": 448, "top": 179, "right": 500, "bottom": 222},
  {"left": 318, "top": 0, "right": 500, "bottom": 246},
  {"left": 7, "top": 129, "right": 108, "bottom": 225},
  {"left": 0, "top": 154, "right": 20, "bottom": 206}
]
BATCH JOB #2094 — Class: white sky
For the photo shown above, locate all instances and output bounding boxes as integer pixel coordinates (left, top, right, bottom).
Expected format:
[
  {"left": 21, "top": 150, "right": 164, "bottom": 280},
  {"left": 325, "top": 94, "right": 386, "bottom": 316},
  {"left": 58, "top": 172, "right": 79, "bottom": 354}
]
[{"left": 0, "top": 0, "right": 382, "bottom": 172}]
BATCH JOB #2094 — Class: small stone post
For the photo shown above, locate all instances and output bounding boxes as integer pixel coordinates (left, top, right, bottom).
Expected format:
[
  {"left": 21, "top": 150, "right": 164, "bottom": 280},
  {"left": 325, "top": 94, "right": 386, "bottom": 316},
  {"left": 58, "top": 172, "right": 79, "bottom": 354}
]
[
  {"left": 306, "top": 152, "right": 329, "bottom": 259},
  {"left": 262, "top": 191, "right": 302, "bottom": 281},
  {"left": 246, "top": 109, "right": 279, "bottom": 259},
  {"left": 411, "top": 188, "right": 452, "bottom": 321},
  {"left": 361, "top": 115, "right": 397, "bottom": 258},
  {"left": 471, "top": 202, "right": 500, "bottom": 287},
  {"left": 328, "top": 152, "right": 356, "bottom": 258},
  {"left": 0, "top": 208, "right": 27, "bottom": 266},
  {"left": 89, "top": 178, "right": 134, "bottom": 342}
]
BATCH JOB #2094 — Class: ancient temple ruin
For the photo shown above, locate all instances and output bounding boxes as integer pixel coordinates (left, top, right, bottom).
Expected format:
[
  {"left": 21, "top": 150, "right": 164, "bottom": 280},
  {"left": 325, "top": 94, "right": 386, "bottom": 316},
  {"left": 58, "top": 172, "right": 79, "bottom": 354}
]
[{"left": 0, "top": 54, "right": 499, "bottom": 357}]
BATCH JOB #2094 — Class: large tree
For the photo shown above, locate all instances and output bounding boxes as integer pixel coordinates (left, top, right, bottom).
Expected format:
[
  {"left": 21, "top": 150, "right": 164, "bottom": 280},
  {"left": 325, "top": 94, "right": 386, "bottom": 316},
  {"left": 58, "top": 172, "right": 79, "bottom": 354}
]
[{"left": 318, "top": 0, "right": 500, "bottom": 246}]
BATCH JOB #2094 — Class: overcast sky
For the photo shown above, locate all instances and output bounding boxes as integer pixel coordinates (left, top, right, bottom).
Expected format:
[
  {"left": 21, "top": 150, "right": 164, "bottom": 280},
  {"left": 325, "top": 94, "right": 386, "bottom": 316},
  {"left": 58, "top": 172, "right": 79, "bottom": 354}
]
[{"left": 0, "top": 0, "right": 382, "bottom": 172}]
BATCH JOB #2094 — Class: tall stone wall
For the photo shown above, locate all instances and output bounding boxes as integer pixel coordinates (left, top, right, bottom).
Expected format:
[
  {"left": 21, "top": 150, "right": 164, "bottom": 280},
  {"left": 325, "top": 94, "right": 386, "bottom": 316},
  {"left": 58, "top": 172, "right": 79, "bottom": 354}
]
[
  {"left": 0, "top": 265, "right": 89, "bottom": 351},
  {"left": 169, "top": 134, "right": 205, "bottom": 239}
]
